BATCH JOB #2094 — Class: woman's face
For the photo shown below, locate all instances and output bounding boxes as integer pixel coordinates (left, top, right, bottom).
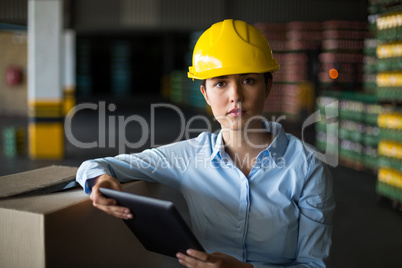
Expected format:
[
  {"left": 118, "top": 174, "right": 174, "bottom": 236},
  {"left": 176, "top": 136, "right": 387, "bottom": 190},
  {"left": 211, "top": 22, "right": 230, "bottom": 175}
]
[{"left": 201, "top": 73, "right": 271, "bottom": 132}]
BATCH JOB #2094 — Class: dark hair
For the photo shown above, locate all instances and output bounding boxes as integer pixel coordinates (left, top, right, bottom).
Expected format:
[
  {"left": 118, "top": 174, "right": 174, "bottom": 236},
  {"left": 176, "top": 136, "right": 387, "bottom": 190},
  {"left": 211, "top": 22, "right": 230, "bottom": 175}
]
[{"left": 200, "top": 72, "right": 273, "bottom": 88}]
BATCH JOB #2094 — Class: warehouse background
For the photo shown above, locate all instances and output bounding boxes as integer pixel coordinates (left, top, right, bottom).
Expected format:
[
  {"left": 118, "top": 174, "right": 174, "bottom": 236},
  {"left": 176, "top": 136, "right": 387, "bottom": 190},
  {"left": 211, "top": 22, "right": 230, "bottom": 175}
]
[
  {"left": 0, "top": 0, "right": 401, "bottom": 267},
  {"left": 0, "top": 0, "right": 368, "bottom": 106}
]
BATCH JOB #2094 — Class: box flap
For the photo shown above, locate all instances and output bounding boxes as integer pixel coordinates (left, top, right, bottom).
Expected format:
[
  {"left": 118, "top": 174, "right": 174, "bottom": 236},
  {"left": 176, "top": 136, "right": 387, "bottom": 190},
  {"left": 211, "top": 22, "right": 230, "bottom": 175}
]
[
  {"left": 0, "top": 181, "right": 157, "bottom": 215},
  {"left": 0, "top": 165, "right": 78, "bottom": 199},
  {"left": 0, "top": 189, "right": 88, "bottom": 214}
]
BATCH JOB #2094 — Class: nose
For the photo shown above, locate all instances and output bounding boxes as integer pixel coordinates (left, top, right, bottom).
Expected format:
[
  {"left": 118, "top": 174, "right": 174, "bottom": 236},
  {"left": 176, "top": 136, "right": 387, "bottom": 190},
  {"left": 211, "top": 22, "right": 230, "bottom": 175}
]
[{"left": 230, "top": 82, "right": 243, "bottom": 103}]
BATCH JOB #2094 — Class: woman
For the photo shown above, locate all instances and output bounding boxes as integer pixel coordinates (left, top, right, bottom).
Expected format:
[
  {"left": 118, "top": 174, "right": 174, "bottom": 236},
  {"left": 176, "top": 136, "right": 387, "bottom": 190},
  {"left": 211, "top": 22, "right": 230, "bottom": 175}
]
[{"left": 76, "top": 19, "right": 335, "bottom": 268}]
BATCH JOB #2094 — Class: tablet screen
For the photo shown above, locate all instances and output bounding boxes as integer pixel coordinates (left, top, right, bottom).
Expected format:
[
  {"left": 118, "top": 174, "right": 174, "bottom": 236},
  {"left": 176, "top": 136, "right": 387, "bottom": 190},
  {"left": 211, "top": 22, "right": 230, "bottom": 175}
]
[{"left": 99, "top": 187, "right": 205, "bottom": 258}]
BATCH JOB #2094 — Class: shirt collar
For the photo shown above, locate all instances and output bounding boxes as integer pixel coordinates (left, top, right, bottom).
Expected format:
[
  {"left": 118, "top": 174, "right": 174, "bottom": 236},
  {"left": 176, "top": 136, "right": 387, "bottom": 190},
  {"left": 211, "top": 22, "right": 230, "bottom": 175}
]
[
  {"left": 210, "top": 121, "right": 289, "bottom": 166},
  {"left": 211, "top": 131, "right": 225, "bottom": 160},
  {"left": 264, "top": 121, "right": 289, "bottom": 166}
]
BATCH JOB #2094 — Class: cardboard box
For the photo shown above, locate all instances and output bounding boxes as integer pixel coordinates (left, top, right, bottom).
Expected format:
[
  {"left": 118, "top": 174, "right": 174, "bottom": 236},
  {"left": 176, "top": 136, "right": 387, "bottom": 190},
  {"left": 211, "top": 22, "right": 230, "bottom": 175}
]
[
  {"left": 0, "top": 166, "right": 162, "bottom": 268},
  {"left": 0, "top": 165, "right": 78, "bottom": 199}
]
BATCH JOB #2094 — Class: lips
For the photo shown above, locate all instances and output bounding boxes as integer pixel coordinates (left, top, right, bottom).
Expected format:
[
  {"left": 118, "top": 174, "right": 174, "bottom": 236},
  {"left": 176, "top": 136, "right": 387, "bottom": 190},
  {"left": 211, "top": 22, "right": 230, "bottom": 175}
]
[{"left": 228, "top": 108, "right": 246, "bottom": 116}]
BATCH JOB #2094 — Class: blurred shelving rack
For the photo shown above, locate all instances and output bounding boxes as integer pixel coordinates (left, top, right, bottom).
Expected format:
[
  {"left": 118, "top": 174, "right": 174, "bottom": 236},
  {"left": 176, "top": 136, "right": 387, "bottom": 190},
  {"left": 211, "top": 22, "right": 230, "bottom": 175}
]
[
  {"left": 256, "top": 21, "right": 320, "bottom": 123},
  {"left": 373, "top": 0, "right": 402, "bottom": 210},
  {"left": 310, "top": 0, "right": 402, "bottom": 211}
]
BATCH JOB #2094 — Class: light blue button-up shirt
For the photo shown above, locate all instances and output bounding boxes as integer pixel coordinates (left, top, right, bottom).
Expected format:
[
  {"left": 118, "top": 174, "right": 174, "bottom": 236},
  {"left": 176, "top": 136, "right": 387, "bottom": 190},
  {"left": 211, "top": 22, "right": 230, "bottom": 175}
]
[{"left": 76, "top": 121, "right": 335, "bottom": 267}]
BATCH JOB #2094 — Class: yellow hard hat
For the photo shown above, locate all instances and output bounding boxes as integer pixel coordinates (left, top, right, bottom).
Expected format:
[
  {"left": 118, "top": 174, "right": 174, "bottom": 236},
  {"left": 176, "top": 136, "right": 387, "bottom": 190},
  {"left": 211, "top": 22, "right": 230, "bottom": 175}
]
[{"left": 188, "top": 19, "right": 280, "bottom": 80}]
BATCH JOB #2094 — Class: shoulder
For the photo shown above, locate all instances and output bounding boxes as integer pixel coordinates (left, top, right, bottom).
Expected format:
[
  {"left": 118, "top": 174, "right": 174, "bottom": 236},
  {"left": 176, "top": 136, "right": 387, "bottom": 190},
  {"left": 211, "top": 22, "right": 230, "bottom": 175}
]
[
  {"left": 284, "top": 135, "right": 334, "bottom": 205},
  {"left": 155, "top": 131, "right": 218, "bottom": 156},
  {"left": 284, "top": 133, "right": 330, "bottom": 177},
  {"left": 285, "top": 134, "right": 320, "bottom": 160}
]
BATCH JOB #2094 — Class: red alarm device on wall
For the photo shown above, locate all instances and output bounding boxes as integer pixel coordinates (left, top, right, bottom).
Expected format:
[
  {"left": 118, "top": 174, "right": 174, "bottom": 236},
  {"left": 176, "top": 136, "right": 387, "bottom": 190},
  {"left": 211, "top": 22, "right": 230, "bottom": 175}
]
[{"left": 6, "top": 65, "right": 23, "bottom": 86}]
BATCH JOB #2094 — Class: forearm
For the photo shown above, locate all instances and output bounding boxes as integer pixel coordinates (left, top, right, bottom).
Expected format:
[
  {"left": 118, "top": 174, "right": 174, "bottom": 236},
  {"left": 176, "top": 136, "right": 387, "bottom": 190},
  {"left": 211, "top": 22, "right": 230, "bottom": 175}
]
[{"left": 76, "top": 149, "right": 184, "bottom": 194}]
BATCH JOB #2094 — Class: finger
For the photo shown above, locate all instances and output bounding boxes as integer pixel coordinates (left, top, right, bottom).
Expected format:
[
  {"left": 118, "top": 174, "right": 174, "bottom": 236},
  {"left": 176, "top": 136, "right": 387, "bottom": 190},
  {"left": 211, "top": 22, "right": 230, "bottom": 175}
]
[
  {"left": 101, "top": 206, "right": 132, "bottom": 219},
  {"left": 90, "top": 189, "right": 132, "bottom": 219},
  {"left": 94, "top": 203, "right": 133, "bottom": 219},
  {"left": 177, "top": 252, "right": 209, "bottom": 268},
  {"left": 177, "top": 253, "right": 196, "bottom": 268},
  {"left": 88, "top": 175, "right": 132, "bottom": 219},
  {"left": 91, "top": 191, "right": 117, "bottom": 206},
  {"left": 186, "top": 249, "right": 209, "bottom": 262},
  {"left": 90, "top": 183, "right": 120, "bottom": 207}
]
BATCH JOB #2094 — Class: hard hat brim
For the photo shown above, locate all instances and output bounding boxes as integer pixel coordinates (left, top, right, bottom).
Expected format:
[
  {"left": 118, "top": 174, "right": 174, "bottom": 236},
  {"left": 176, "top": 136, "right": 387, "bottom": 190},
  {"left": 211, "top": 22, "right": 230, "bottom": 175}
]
[{"left": 188, "top": 61, "right": 280, "bottom": 80}]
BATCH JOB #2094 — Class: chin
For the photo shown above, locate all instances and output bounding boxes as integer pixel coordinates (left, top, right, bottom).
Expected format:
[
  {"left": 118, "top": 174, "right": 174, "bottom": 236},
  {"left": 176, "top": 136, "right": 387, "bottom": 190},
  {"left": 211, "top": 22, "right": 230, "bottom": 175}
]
[{"left": 221, "top": 122, "right": 246, "bottom": 132}]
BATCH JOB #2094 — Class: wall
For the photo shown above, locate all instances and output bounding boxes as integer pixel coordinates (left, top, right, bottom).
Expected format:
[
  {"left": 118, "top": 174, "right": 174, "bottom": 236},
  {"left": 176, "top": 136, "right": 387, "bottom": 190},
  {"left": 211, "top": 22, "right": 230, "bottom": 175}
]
[
  {"left": 0, "top": 0, "right": 369, "bottom": 113},
  {"left": 0, "top": 30, "right": 27, "bottom": 116}
]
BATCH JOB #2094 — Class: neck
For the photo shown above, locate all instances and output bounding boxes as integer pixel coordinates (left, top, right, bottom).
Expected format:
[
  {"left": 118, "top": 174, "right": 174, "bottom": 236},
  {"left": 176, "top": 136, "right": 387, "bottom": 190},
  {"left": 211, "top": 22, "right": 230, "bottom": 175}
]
[
  {"left": 221, "top": 123, "right": 272, "bottom": 154},
  {"left": 221, "top": 123, "right": 272, "bottom": 177}
]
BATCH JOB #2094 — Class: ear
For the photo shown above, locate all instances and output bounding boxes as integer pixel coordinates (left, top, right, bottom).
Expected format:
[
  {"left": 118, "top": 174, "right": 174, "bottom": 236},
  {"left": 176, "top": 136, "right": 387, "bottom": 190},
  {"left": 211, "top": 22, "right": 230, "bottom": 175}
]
[
  {"left": 264, "top": 79, "right": 272, "bottom": 99},
  {"left": 200, "top": 85, "right": 210, "bottom": 105}
]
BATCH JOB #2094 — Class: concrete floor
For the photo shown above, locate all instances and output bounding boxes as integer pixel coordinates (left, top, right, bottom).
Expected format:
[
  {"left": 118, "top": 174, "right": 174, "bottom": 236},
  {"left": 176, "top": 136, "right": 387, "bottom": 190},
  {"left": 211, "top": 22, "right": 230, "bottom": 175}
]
[{"left": 1, "top": 97, "right": 401, "bottom": 268}]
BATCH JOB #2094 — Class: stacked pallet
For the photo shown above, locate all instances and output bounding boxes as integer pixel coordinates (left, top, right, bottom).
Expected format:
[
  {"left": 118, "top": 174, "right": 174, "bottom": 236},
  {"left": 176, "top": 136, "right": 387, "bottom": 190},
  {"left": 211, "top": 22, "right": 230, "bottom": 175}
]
[
  {"left": 376, "top": 112, "right": 402, "bottom": 209},
  {"left": 185, "top": 32, "right": 206, "bottom": 109},
  {"left": 256, "top": 22, "right": 320, "bottom": 122},
  {"left": 282, "top": 22, "right": 321, "bottom": 121},
  {"left": 376, "top": 11, "right": 402, "bottom": 101},
  {"left": 372, "top": 1, "right": 402, "bottom": 208},
  {"left": 3, "top": 126, "right": 25, "bottom": 158},
  {"left": 110, "top": 41, "right": 132, "bottom": 96},
  {"left": 337, "top": 93, "right": 383, "bottom": 170},
  {"left": 363, "top": 37, "right": 378, "bottom": 95},
  {"left": 318, "top": 20, "right": 369, "bottom": 92},
  {"left": 169, "top": 70, "right": 187, "bottom": 104},
  {"left": 316, "top": 91, "right": 385, "bottom": 171},
  {"left": 165, "top": 31, "right": 207, "bottom": 111},
  {"left": 315, "top": 95, "right": 339, "bottom": 159},
  {"left": 255, "top": 23, "right": 287, "bottom": 117},
  {"left": 76, "top": 40, "right": 92, "bottom": 96}
]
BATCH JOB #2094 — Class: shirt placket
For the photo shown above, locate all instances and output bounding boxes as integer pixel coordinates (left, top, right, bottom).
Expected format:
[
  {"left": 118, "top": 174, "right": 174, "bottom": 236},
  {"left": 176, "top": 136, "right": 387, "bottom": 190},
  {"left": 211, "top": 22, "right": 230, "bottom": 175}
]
[
  {"left": 236, "top": 168, "right": 250, "bottom": 262},
  {"left": 237, "top": 154, "right": 267, "bottom": 262},
  {"left": 220, "top": 150, "right": 252, "bottom": 261}
]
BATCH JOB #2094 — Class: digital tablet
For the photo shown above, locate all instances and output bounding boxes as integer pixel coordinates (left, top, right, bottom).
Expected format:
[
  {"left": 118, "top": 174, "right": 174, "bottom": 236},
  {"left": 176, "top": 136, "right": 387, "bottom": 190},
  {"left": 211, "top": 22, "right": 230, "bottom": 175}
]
[{"left": 99, "top": 187, "right": 205, "bottom": 258}]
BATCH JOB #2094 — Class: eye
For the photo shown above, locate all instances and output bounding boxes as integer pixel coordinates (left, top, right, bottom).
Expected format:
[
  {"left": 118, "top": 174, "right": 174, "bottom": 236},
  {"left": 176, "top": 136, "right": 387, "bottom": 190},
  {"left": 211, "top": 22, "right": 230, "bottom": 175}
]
[
  {"left": 243, "top": 78, "right": 256, "bottom": 85},
  {"left": 214, "top": 81, "right": 226, "bottom": 88}
]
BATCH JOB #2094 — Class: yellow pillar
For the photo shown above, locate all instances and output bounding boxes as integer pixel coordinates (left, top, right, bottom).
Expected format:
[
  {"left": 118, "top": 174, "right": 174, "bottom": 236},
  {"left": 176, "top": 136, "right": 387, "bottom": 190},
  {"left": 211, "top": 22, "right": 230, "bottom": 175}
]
[
  {"left": 28, "top": 101, "right": 64, "bottom": 159},
  {"left": 28, "top": 0, "right": 64, "bottom": 159}
]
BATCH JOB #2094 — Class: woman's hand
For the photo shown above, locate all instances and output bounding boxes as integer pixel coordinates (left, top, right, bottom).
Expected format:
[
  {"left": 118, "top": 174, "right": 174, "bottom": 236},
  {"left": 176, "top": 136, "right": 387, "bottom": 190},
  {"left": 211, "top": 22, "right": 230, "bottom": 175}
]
[
  {"left": 176, "top": 249, "right": 253, "bottom": 268},
  {"left": 89, "top": 174, "right": 133, "bottom": 219}
]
